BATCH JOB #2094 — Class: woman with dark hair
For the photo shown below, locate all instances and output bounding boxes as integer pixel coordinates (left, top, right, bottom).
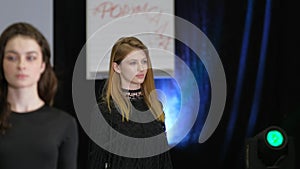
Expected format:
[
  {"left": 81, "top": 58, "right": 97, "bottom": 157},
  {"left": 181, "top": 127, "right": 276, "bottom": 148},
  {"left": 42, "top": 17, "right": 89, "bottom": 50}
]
[
  {"left": 0, "top": 22, "right": 78, "bottom": 169},
  {"left": 87, "top": 36, "right": 173, "bottom": 169}
]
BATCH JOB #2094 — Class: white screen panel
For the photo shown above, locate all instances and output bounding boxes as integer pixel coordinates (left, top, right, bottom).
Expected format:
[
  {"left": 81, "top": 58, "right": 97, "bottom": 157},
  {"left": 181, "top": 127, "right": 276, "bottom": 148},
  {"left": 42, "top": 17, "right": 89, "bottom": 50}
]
[
  {"left": 86, "top": 0, "right": 175, "bottom": 79},
  {"left": 0, "top": 0, "right": 53, "bottom": 65}
]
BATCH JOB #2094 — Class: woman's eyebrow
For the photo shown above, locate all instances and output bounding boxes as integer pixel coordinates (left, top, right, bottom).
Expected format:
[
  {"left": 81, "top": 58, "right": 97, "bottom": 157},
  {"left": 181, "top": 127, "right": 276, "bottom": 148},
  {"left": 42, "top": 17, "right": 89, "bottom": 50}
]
[{"left": 4, "top": 50, "right": 38, "bottom": 55}]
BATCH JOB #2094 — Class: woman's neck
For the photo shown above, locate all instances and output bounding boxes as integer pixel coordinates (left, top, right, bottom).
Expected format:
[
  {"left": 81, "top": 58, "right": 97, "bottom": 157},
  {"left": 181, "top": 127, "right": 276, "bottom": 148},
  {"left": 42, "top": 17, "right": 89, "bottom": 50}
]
[
  {"left": 7, "top": 87, "right": 45, "bottom": 113},
  {"left": 121, "top": 83, "right": 141, "bottom": 91}
]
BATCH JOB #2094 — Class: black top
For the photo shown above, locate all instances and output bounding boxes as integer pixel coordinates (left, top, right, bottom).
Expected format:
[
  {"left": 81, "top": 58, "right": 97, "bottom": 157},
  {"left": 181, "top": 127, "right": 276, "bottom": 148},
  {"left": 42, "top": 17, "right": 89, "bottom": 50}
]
[
  {"left": 87, "top": 90, "right": 173, "bottom": 169},
  {"left": 0, "top": 105, "right": 79, "bottom": 169}
]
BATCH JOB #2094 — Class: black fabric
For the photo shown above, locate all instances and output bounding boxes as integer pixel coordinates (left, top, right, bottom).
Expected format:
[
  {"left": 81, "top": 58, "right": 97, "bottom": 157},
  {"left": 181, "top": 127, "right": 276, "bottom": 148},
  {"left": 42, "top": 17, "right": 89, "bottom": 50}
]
[
  {"left": 0, "top": 105, "right": 79, "bottom": 169},
  {"left": 87, "top": 97, "right": 173, "bottom": 169}
]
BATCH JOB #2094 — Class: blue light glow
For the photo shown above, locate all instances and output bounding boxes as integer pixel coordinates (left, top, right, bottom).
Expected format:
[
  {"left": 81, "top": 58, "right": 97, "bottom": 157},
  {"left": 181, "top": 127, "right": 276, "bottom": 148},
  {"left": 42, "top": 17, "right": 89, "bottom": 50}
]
[{"left": 154, "top": 55, "right": 211, "bottom": 147}]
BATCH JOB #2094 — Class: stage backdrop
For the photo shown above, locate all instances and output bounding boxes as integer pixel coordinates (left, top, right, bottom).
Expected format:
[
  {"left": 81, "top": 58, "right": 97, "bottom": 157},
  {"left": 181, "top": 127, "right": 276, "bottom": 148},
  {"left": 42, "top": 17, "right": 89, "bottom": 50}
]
[
  {"left": 86, "top": 0, "right": 175, "bottom": 79},
  {"left": 0, "top": 0, "right": 53, "bottom": 64}
]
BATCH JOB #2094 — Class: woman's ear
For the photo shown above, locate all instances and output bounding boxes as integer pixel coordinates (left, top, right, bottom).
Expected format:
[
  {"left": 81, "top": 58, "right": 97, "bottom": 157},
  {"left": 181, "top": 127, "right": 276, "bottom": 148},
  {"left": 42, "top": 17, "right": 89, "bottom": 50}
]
[
  {"left": 40, "top": 62, "right": 46, "bottom": 74},
  {"left": 113, "top": 62, "right": 121, "bottom": 73}
]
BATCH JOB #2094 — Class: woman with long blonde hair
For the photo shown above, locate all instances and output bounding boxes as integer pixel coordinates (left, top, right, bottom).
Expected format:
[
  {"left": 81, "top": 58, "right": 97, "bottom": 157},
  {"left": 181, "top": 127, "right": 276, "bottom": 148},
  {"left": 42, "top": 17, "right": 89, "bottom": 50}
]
[{"left": 87, "top": 36, "right": 173, "bottom": 169}]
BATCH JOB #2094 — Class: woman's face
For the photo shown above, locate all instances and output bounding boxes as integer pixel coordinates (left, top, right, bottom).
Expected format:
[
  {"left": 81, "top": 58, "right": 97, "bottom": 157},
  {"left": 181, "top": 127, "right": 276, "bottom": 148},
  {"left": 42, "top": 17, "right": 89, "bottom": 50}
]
[
  {"left": 2, "top": 35, "right": 45, "bottom": 89},
  {"left": 113, "top": 49, "right": 148, "bottom": 90}
]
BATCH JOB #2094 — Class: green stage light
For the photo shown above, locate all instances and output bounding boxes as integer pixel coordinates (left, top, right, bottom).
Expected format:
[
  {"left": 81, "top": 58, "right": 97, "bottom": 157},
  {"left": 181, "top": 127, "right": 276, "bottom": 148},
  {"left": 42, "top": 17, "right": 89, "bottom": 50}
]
[
  {"left": 266, "top": 129, "right": 284, "bottom": 148},
  {"left": 245, "top": 126, "right": 295, "bottom": 169}
]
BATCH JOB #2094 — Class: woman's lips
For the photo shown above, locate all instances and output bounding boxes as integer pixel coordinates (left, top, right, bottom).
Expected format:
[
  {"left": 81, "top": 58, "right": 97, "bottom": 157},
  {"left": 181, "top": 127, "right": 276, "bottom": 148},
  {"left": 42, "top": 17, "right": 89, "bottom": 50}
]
[
  {"left": 136, "top": 74, "right": 145, "bottom": 78},
  {"left": 16, "top": 74, "right": 28, "bottom": 79}
]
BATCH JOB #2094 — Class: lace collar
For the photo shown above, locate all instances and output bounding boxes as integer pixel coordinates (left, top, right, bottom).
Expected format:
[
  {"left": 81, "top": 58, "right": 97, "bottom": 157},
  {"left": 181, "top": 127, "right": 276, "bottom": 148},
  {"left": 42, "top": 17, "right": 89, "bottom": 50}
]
[{"left": 122, "top": 88, "right": 143, "bottom": 100}]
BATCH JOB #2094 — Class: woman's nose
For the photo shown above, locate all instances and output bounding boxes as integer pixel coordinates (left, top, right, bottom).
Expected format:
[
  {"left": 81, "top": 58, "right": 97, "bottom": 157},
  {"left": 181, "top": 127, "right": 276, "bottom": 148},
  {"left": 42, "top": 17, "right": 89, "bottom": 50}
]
[{"left": 17, "top": 58, "right": 26, "bottom": 70}]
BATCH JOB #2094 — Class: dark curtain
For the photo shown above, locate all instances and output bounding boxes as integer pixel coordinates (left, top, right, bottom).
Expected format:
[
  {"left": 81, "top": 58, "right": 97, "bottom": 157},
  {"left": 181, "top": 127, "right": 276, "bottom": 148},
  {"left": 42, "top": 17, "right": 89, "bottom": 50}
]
[{"left": 54, "top": 0, "right": 298, "bottom": 169}]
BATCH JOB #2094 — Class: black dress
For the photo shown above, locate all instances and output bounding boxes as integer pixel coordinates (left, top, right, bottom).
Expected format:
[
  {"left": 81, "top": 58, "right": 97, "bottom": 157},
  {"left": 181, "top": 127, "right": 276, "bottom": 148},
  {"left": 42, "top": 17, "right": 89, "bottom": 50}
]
[
  {"left": 87, "top": 89, "right": 173, "bottom": 169},
  {"left": 0, "top": 104, "right": 78, "bottom": 169}
]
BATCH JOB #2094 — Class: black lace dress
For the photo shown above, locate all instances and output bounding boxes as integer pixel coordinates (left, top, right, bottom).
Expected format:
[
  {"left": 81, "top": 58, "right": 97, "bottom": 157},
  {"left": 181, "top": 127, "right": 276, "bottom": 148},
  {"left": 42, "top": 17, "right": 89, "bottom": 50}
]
[{"left": 87, "top": 89, "right": 173, "bottom": 169}]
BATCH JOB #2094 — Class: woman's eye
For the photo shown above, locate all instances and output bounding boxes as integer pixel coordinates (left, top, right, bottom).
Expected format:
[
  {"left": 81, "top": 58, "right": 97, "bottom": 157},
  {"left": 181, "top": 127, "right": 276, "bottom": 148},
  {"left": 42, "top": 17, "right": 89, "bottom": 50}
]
[
  {"left": 5, "top": 55, "right": 17, "bottom": 61},
  {"left": 129, "top": 61, "right": 137, "bottom": 65},
  {"left": 142, "top": 60, "right": 148, "bottom": 64},
  {"left": 26, "top": 55, "right": 36, "bottom": 61}
]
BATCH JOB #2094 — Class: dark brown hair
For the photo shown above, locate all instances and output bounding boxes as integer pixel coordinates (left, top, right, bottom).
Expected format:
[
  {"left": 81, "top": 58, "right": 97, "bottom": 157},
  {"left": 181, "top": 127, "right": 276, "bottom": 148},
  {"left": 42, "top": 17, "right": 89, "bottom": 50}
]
[{"left": 0, "top": 22, "right": 57, "bottom": 134}]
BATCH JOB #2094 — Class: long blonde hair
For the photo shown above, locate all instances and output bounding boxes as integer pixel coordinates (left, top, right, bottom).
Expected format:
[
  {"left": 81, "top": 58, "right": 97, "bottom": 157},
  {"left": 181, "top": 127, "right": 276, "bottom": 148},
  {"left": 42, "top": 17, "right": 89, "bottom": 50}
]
[{"left": 103, "top": 36, "right": 164, "bottom": 122}]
